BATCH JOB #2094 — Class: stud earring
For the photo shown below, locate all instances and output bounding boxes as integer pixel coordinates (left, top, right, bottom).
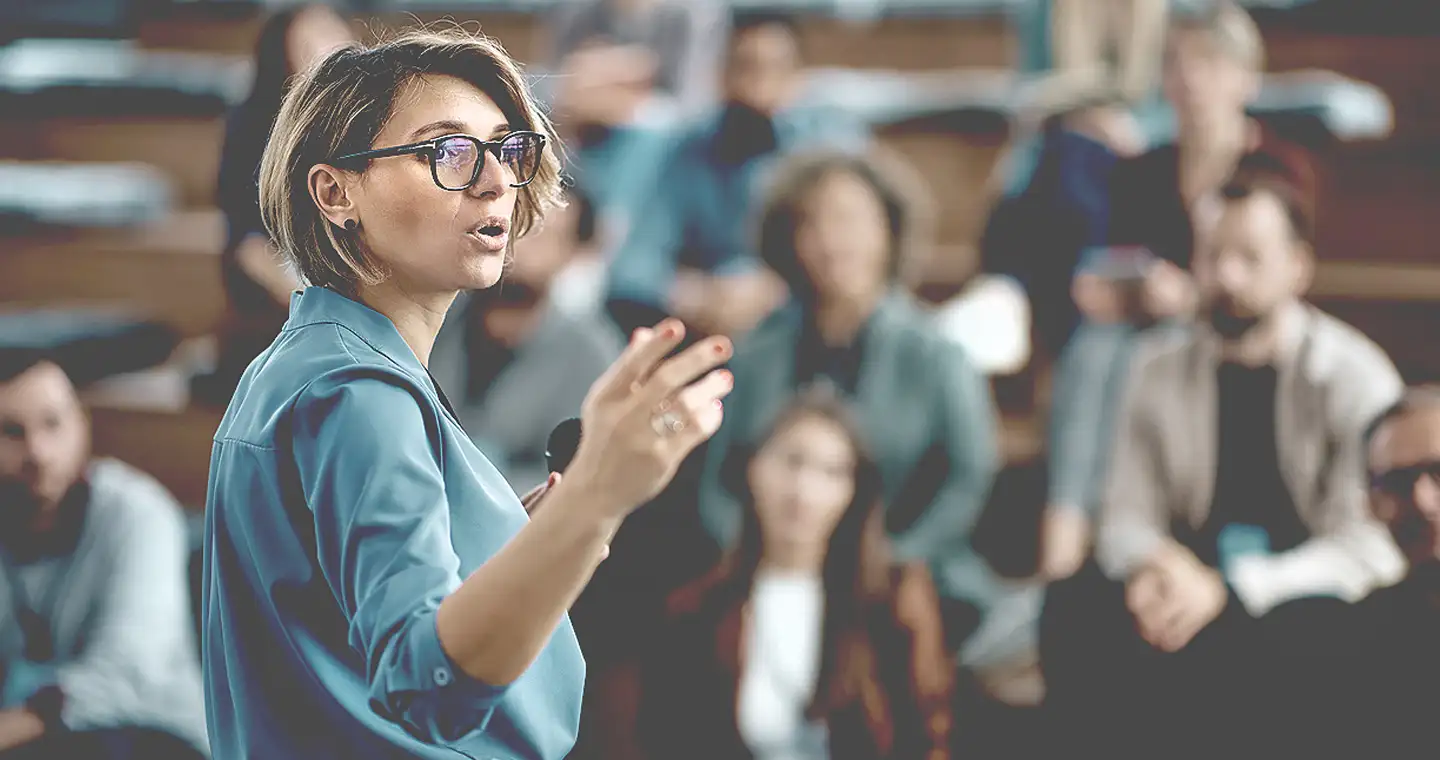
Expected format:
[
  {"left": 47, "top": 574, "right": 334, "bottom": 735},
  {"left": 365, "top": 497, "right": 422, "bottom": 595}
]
[{"left": 343, "top": 219, "right": 357, "bottom": 231}]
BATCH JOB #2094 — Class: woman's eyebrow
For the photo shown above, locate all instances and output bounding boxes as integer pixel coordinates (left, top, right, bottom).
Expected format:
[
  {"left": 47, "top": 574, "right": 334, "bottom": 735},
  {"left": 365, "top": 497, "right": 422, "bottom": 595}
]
[{"left": 407, "top": 119, "right": 469, "bottom": 141}]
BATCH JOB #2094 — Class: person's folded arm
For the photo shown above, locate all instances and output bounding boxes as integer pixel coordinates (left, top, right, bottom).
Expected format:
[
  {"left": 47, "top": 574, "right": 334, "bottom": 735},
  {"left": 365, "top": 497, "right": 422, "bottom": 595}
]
[
  {"left": 1094, "top": 345, "right": 1171, "bottom": 581},
  {"left": 50, "top": 473, "right": 193, "bottom": 734},
  {"left": 890, "top": 343, "right": 1000, "bottom": 563},
  {"left": 293, "top": 370, "right": 616, "bottom": 742}
]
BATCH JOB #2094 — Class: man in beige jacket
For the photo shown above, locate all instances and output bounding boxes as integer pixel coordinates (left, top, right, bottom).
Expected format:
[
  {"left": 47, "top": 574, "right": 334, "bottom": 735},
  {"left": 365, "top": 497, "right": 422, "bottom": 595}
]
[{"left": 1040, "top": 150, "right": 1405, "bottom": 755}]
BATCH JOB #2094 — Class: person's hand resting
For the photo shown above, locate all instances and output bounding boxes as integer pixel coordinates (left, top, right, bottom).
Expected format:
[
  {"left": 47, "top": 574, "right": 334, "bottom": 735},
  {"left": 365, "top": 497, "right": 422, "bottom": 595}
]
[
  {"left": 563, "top": 319, "right": 732, "bottom": 517},
  {"left": 0, "top": 709, "right": 44, "bottom": 752},
  {"left": 1126, "top": 542, "right": 1229, "bottom": 653},
  {"left": 1071, "top": 273, "right": 1128, "bottom": 324},
  {"left": 1140, "top": 260, "right": 1195, "bottom": 320}
]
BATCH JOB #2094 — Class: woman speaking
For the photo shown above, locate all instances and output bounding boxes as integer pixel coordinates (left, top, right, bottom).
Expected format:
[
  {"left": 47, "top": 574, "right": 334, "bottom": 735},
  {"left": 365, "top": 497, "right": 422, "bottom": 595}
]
[{"left": 200, "top": 27, "right": 733, "bottom": 760}]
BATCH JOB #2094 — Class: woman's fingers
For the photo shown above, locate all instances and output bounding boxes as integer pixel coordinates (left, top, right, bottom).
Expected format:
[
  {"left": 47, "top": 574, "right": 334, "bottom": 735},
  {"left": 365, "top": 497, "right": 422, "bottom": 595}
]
[
  {"left": 638, "top": 334, "right": 732, "bottom": 408},
  {"left": 668, "top": 369, "right": 733, "bottom": 445},
  {"left": 594, "top": 321, "right": 686, "bottom": 401},
  {"left": 520, "top": 472, "right": 560, "bottom": 515}
]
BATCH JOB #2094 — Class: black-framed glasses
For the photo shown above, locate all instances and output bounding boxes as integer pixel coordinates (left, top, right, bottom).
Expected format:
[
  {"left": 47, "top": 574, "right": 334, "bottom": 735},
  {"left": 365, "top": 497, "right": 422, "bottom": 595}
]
[
  {"left": 1370, "top": 461, "right": 1440, "bottom": 497},
  {"left": 333, "top": 131, "right": 546, "bottom": 191}
]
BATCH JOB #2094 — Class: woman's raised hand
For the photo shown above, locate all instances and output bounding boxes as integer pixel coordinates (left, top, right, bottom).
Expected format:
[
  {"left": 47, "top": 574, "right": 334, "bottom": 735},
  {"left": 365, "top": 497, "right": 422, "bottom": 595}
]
[{"left": 566, "top": 319, "right": 733, "bottom": 517}]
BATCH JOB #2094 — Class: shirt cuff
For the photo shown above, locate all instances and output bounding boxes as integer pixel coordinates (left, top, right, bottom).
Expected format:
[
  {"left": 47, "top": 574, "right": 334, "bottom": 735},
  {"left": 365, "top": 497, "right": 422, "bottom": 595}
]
[{"left": 392, "top": 613, "right": 513, "bottom": 742}]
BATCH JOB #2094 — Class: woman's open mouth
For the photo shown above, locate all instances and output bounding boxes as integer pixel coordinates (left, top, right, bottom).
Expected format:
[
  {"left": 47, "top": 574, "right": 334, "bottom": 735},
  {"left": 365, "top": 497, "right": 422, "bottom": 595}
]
[{"left": 468, "top": 219, "right": 510, "bottom": 252}]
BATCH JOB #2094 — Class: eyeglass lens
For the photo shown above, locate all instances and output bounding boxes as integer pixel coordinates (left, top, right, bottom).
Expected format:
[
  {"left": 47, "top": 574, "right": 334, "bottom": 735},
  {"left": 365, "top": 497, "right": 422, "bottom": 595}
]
[
  {"left": 1373, "top": 461, "right": 1440, "bottom": 495},
  {"left": 434, "top": 133, "right": 542, "bottom": 190}
]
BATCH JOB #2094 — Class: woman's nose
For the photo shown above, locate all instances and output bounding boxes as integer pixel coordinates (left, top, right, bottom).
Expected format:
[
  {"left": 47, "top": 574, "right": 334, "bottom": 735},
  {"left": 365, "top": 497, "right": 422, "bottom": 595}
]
[{"left": 466, "top": 149, "right": 507, "bottom": 198}]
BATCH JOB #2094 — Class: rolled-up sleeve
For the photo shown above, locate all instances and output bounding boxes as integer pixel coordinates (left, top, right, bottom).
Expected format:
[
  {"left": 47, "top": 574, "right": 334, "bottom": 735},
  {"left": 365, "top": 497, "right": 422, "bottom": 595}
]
[{"left": 291, "top": 371, "right": 508, "bottom": 742}]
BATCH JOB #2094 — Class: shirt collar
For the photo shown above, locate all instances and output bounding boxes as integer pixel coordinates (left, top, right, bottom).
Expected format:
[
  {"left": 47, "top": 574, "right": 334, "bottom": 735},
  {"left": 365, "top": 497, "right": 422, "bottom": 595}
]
[{"left": 285, "top": 286, "right": 428, "bottom": 378}]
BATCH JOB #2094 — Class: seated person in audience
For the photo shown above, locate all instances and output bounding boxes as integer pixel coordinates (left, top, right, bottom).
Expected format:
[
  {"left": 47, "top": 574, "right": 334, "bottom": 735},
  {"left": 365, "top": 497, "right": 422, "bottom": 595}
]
[
  {"left": 698, "top": 149, "right": 1000, "bottom": 651},
  {"left": 1336, "top": 389, "right": 1440, "bottom": 751},
  {"left": 546, "top": 0, "right": 727, "bottom": 123},
  {"left": 0, "top": 355, "right": 207, "bottom": 759},
  {"left": 430, "top": 187, "right": 622, "bottom": 492},
  {"left": 989, "top": 0, "right": 1270, "bottom": 355},
  {"left": 1039, "top": 1, "right": 1307, "bottom": 579},
  {"left": 1039, "top": 152, "right": 1405, "bottom": 755},
  {"left": 640, "top": 390, "right": 952, "bottom": 760},
  {"left": 605, "top": 11, "right": 869, "bottom": 340},
  {"left": 199, "top": 3, "right": 355, "bottom": 403},
  {"left": 1208, "top": 387, "right": 1440, "bottom": 757},
  {"left": 1038, "top": 242, "right": 1193, "bottom": 580}
]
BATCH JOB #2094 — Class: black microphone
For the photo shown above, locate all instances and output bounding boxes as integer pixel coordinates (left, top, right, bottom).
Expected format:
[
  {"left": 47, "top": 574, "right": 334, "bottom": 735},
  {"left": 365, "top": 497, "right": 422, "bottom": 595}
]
[{"left": 544, "top": 418, "right": 582, "bottom": 474}]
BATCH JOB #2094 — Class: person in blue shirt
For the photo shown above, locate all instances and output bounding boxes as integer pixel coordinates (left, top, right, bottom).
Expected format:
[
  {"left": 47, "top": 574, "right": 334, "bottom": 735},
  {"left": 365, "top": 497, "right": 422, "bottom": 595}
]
[
  {"left": 603, "top": 11, "right": 869, "bottom": 341},
  {"left": 201, "top": 28, "right": 735, "bottom": 760}
]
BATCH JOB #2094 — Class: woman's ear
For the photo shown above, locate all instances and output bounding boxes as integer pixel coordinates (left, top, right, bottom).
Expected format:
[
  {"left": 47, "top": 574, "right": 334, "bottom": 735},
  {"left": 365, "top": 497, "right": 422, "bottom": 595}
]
[{"left": 308, "top": 163, "right": 356, "bottom": 229}]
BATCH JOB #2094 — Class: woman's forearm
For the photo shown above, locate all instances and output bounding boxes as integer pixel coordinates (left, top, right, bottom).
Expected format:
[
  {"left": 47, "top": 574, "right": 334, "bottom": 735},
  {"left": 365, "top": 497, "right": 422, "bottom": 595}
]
[{"left": 435, "top": 478, "right": 622, "bottom": 686}]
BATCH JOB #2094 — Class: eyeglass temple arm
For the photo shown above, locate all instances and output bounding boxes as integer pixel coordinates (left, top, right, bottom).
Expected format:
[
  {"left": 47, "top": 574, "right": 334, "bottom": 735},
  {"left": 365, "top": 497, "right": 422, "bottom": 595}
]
[{"left": 334, "top": 142, "right": 433, "bottom": 164}]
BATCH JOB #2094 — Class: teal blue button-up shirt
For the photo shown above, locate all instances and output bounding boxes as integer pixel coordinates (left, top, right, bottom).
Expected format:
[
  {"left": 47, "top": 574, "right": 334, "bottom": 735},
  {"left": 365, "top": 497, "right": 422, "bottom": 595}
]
[{"left": 201, "top": 286, "right": 584, "bottom": 760}]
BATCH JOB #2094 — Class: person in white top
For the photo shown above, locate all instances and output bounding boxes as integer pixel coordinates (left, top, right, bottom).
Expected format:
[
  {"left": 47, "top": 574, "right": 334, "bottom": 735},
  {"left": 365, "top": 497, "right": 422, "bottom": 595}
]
[{"left": 639, "top": 389, "right": 953, "bottom": 760}]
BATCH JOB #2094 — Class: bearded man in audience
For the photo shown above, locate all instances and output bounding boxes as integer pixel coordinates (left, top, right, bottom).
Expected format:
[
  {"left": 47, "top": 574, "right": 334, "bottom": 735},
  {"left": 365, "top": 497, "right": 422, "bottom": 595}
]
[
  {"left": 1039, "top": 150, "right": 1405, "bottom": 756},
  {"left": 0, "top": 355, "right": 207, "bottom": 760}
]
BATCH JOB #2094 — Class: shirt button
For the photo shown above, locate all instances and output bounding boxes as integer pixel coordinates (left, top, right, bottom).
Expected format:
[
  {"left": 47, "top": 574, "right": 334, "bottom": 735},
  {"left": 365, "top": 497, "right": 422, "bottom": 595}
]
[{"left": 433, "top": 667, "right": 452, "bottom": 686}]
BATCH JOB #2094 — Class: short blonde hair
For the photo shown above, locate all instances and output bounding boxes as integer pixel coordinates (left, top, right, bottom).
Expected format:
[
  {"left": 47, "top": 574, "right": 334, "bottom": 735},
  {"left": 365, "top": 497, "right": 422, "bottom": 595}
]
[
  {"left": 258, "top": 26, "right": 564, "bottom": 293},
  {"left": 1170, "top": 0, "right": 1265, "bottom": 71}
]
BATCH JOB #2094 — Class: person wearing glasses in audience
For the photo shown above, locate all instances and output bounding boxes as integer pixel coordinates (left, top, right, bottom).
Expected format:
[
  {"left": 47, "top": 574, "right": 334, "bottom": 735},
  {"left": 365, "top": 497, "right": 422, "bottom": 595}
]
[
  {"left": 640, "top": 390, "right": 952, "bottom": 760},
  {"left": 1281, "top": 388, "right": 1440, "bottom": 754},
  {"left": 201, "top": 29, "right": 735, "bottom": 760}
]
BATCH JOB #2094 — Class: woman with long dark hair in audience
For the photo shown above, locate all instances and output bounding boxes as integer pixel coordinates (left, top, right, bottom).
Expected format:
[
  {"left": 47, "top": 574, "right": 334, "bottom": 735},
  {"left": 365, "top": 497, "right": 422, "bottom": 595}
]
[
  {"left": 640, "top": 390, "right": 953, "bottom": 759},
  {"left": 196, "top": 3, "right": 354, "bottom": 404},
  {"left": 696, "top": 149, "right": 1001, "bottom": 658}
]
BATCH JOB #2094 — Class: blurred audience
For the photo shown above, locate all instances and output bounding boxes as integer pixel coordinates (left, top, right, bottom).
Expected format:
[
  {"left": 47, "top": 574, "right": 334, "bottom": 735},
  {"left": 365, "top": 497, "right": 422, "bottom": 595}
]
[
  {"left": 430, "top": 187, "right": 622, "bottom": 492},
  {"left": 1040, "top": 151, "right": 1405, "bottom": 755},
  {"left": 698, "top": 150, "right": 1000, "bottom": 653},
  {"left": 546, "top": 0, "right": 728, "bottom": 124},
  {"left": 1107, "top": 0, "right": 1273, "bottom": 280},
  {"left": 640, "top": 391, "right": 952, "bottom": 760},
  {"left": 0, "top": 356, "right": 206, "bottom": 759},
  {"left": 604, "top": 11, "right": 869, "bottom": 340},
  {"left": 197, "top": 3, "right": 355, "bottom": 405},
  {"left": 16, "top": 0, "right": 1438, "bottom": 756},
  {"left": 1038, "top": 0, "right": 1301, "bottom": 580}
]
